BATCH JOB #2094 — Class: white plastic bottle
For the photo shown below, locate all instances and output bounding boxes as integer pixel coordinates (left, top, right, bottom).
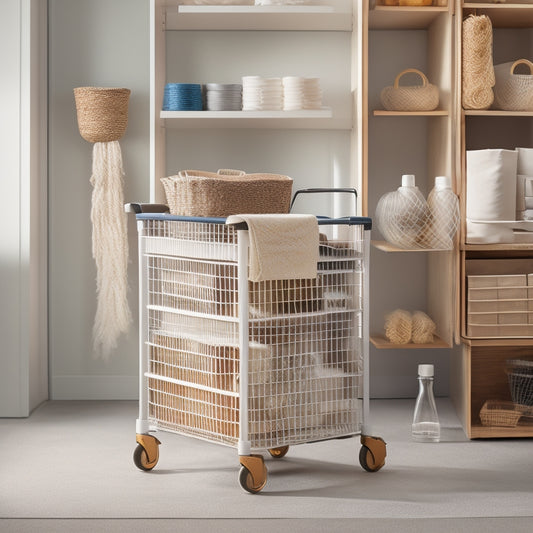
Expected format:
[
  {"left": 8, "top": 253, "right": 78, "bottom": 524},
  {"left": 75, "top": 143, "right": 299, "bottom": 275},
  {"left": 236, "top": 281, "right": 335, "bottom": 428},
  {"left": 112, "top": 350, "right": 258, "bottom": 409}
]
[
  {"left": 375, "top": 174, "right": 430, "bottom": 248},
  {"left": 412, "top": 364, "right": 440, "bottom": 443},
  {"left": 426, "top": 175, "right": 460, "bottom": 249}
]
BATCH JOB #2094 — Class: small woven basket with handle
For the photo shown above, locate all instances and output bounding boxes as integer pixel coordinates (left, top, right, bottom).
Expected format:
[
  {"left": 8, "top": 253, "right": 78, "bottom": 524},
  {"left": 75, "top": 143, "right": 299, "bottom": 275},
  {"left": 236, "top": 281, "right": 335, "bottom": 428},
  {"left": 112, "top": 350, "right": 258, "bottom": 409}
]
[
  {"left": 493, "top": 59, "right": 533, "bottom": 111},
  {"left": 380, "top": 69, "right": 439, "bottom": 112}
]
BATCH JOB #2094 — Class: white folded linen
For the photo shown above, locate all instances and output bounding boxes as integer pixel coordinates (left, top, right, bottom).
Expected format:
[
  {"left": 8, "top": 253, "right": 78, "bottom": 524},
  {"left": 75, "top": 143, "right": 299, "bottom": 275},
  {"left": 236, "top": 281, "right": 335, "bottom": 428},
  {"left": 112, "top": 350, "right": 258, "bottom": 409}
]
[{"left": 226, "top": 213, "right": 319, "bottom": 282}]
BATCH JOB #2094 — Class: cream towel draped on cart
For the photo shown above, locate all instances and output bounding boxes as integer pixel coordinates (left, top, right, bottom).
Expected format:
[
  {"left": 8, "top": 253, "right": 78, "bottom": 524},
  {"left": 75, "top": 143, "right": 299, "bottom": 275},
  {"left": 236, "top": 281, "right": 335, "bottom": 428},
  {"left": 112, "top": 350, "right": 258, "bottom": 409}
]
[{"left": 226, "top": 213, "right": 319, "bottom": 282}]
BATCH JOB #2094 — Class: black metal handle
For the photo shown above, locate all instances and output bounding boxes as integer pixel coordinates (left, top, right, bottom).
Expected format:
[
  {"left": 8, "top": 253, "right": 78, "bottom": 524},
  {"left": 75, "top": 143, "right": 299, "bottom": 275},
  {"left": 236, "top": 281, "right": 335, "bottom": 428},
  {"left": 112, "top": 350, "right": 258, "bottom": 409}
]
[{"left": 290, "top": 188, "right": 358, "bottom": 216}]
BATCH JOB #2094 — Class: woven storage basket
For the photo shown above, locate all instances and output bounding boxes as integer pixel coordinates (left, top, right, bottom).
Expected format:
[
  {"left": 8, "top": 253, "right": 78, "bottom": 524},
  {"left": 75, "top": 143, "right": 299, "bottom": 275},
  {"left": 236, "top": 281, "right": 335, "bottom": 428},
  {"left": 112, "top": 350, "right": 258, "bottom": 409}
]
[
  {"left": 398, "top": 0, "right": 433, "bottom": 5},
  {"left": 73, "top": 87, "right": 131, "bottom": 143},
  {"left": 161, "top": 169, "right": 293, "bottom": 217},
  {"left": 462, "top": 15, "right": 495, "bottom": 110},
  {"left": 493, "top": 59, "right": 533, "bottom": 111},
  {"left": 479, "top": 400, "right": 522, "bottom": 427},
  {"left": 380, "top": 69, "right": 439, "bottom": 112}
]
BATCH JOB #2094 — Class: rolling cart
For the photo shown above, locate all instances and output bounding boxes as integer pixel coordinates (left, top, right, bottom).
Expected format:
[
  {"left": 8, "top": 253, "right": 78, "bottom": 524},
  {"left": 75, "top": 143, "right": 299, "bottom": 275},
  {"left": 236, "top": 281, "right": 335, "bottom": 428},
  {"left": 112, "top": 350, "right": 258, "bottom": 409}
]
[{"left": 131, "top": 200, "right": 385, "bottom": 493}]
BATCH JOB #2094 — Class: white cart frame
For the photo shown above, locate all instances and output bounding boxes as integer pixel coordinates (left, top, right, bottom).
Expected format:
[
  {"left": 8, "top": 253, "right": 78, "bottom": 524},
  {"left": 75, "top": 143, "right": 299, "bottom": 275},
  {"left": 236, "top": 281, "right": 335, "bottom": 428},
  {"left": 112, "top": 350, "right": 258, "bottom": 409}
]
[{"left": 132, "top": 211, "right": 385, "bottom": 493}]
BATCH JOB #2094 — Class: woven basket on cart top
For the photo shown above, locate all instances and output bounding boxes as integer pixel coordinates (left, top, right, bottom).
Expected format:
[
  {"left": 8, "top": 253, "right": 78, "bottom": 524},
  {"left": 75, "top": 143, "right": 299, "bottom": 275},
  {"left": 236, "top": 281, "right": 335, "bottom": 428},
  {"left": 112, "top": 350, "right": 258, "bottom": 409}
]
[
  {"left": 161, "top": 169, "right": 293, "bottom": 217},
  {"left": 74, "top": 87, "right": 131, "bottom": 143}
]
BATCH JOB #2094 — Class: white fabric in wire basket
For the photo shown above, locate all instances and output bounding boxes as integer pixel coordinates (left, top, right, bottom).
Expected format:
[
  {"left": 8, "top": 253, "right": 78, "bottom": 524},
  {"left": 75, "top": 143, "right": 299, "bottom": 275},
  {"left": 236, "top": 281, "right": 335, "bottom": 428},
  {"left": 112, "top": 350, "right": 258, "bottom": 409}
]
[
  {"left": 493, "top": 59, "right": 533, "bottom": 111},
  {"left": 380, "top": 69, "right": 439, "bottom": 112}
]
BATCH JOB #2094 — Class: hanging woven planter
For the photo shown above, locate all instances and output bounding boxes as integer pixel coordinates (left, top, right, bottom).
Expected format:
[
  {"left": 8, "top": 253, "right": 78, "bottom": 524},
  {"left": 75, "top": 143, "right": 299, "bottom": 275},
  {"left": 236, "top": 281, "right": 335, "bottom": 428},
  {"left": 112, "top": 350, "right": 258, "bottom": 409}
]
[
  {"left": 74, "top": 86, "right": 132, "bottom": 359},
  {"left": 74, "top": 87, "right": 131, "bottom": 143}
]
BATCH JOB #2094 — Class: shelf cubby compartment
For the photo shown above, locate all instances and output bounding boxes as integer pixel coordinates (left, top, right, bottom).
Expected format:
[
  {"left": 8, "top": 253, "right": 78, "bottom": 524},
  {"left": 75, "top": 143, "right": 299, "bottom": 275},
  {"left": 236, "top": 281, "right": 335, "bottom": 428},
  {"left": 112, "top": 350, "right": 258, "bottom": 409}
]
[
  {"left": 462, "top": 3, "right": 533, "bottom": 29},
  {"left": 369, "top": 5, "right": 450, "bottom": 30}
]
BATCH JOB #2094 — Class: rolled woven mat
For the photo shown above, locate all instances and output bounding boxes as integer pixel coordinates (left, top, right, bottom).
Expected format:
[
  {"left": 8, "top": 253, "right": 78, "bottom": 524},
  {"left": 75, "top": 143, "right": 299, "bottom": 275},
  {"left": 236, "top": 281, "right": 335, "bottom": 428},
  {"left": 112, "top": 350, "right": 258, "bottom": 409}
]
[{"left": 462, "top": 15, "right": 495, "bottom": 110}]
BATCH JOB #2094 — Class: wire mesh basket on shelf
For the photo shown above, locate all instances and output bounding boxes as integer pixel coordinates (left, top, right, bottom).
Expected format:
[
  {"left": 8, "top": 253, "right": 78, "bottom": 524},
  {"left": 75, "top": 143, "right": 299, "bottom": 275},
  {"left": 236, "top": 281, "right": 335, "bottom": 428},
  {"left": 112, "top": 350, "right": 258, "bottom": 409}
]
[{"left": 506, "top": 358, "right": 533, "bottom": 408}]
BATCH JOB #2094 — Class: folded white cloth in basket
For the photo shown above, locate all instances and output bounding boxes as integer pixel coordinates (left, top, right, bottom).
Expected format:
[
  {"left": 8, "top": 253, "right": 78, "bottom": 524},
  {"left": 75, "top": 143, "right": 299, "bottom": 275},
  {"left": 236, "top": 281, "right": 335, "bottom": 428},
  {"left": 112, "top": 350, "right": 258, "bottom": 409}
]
[{"left": 226, "top": 213, "right": 319, "bottom": 282}]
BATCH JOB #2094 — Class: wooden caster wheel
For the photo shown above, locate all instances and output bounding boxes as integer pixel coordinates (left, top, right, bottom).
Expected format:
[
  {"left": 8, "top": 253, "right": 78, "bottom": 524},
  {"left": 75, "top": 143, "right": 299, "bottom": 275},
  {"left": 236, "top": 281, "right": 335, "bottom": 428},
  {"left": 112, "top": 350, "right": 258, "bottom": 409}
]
[
  {"left": 239, "top": 454, "right": 267, "bottom": 494},
  {"left": 268, "top": 446, "right": 289, "bottom": 459}
]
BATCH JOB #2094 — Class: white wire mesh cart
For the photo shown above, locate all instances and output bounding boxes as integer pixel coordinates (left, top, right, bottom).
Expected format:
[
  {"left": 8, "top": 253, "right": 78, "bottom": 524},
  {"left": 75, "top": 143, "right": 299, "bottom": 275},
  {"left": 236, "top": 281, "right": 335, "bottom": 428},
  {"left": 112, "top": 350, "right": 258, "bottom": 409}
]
[{"left": 132, "top": 210, "right": 386, "bottom": 493}]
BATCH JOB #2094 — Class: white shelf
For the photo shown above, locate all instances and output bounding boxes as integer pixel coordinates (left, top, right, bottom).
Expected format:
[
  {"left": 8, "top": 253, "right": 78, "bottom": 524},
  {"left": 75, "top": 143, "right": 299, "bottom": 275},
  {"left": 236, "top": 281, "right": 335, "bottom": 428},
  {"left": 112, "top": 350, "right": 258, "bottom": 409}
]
[
  {"left": 165, "top": 5, "right": 352, "bottom": 31},
  {"left": 160, "top": 108, "right": 351, "bottom": 129}
]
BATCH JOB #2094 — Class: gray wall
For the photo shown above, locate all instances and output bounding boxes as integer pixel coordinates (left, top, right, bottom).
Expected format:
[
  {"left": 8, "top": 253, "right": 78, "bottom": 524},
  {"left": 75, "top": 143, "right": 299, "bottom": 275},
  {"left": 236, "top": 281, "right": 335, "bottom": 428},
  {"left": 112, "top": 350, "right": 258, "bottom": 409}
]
[{"left": 47, "top": 0, "right": 451, "bottom": 400}]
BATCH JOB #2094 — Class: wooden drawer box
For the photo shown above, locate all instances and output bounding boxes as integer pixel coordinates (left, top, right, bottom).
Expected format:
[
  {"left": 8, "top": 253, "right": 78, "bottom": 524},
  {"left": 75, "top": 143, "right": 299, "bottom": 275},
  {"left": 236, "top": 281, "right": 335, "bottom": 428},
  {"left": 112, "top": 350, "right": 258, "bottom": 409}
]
[{"left": 466, "top": 266, "right": 533, "bottom": 339}]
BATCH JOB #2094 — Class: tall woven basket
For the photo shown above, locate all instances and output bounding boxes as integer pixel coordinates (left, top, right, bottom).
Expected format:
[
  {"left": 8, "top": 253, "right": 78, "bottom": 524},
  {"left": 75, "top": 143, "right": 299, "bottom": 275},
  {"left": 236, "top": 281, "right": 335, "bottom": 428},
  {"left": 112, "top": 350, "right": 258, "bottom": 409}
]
[{"left": 74, "top": 87, "right": 131, "bottom": 143}]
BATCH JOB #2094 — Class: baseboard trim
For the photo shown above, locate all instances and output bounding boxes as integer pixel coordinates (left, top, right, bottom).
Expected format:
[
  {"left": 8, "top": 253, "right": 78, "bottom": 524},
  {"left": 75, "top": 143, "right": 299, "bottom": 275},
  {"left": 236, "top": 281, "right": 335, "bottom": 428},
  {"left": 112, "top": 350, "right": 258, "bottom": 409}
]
[{"left": 51, "top": 375, "right": 139, "bottom": 400}]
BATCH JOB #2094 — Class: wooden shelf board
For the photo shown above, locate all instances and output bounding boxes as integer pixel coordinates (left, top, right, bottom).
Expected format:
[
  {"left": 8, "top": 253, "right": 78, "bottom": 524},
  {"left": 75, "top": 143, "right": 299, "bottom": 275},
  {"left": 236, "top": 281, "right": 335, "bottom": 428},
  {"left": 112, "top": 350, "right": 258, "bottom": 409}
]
[
  {"left": 370, "top": 334, "right": 451, "bottom": 349},
  {"left": 372, "top": 240, "right": 451, "bottom": 252},
  {"left": 462, "top": 337, "right": 533, "bottom": 347},
  {"left": 160, "top": 108, "right": 352, "bottom": 129},
  {"left": 374, "top": 109, "right": 448, "bottom": 116},
  {"left": 469, "top": 423, "right": 533, "bottom": 439},
  {"left": 461, "top": 243, "right": 533, "bottom": 251},
  {"left": 462, "top": 4, "right": 533, "bottom": 29},
  {"left": 369, "top": 6, "right": 449, "bottom": 30},
  {"left": 465, "top": 110, "right": 533, "bottom": 117},
  {"left": 166, "top": 5, "right": 352, "bottom": 31}
]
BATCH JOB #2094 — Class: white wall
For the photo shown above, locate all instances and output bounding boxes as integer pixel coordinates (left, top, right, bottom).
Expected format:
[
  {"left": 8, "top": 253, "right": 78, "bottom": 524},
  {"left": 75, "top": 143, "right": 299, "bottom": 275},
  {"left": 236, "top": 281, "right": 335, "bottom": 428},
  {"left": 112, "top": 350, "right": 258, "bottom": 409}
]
[
  {"left": 48, "top": 0, "right": 149, "bottom": 399},
  {"left": 0, "top": 0, "right": 48, "bottom": 416}
]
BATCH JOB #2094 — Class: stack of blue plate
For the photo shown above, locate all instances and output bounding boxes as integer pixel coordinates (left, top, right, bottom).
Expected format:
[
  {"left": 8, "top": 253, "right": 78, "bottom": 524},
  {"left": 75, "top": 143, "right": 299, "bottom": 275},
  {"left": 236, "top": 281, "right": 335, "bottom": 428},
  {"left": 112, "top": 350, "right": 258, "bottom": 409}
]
[{"left": 163, "top": 83, "right": 203, "bottom": 111}]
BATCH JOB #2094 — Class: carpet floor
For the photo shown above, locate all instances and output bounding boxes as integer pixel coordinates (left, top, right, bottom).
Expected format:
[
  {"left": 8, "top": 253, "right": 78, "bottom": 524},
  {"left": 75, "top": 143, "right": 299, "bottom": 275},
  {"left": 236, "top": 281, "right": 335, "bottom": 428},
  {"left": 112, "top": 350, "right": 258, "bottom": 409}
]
[{"left": 0, "top": 398, "right": 531, "bottom": 530}]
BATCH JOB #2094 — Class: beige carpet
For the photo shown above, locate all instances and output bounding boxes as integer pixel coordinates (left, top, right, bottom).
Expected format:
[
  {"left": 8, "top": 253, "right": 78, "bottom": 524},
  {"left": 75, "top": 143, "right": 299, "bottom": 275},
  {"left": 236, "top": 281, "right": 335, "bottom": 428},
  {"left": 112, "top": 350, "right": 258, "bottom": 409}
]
[{"left": 0, "top": 399, "right": 531, "bottom": 522}]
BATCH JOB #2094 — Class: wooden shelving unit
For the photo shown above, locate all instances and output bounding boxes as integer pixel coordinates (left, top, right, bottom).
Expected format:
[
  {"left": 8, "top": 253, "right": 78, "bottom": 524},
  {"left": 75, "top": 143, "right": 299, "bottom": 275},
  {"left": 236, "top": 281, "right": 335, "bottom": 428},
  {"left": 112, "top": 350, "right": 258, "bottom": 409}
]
[
  {"left": 367, "top": 2, "right": 456, "bottom": 350},
  {"left": 450, "top": 0, "right": 533, "bottom": 439}
]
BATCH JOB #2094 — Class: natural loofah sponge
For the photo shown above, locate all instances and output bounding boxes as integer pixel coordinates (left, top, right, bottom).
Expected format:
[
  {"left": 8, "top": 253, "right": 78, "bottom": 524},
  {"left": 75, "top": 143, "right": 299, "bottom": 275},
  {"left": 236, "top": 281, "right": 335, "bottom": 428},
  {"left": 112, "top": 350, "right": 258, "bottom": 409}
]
[
  {"left": 384, "top": 309, "right": 412, "bottom": 344},
  {"left": 411, "top": 311, "right": 437, "bottom": 344}
]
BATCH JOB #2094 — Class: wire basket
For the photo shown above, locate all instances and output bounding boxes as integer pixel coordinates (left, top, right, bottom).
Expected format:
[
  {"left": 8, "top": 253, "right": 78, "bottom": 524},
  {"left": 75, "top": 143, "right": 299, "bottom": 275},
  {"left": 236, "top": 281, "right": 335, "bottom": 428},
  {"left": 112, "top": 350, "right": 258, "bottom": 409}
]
[
  {"left": 506, "top": 358, "right": 533, "bottom": 407},
  {"left": 73, "top": 87, "right": 130, "bottom": 143},
  {"left": 161, "top": 169, "right": 293, "bottom": 217},
  {"left": 479, "top": 400, "right": 522, "bottom": 427}
]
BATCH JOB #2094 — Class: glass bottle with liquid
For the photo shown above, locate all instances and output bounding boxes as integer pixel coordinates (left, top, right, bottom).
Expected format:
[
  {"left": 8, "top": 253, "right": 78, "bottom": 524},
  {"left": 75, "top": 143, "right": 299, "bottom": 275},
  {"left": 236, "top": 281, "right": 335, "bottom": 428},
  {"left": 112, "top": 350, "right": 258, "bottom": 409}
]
[{"left": 412, "top": 364, "right": 440, "bottom": 442}]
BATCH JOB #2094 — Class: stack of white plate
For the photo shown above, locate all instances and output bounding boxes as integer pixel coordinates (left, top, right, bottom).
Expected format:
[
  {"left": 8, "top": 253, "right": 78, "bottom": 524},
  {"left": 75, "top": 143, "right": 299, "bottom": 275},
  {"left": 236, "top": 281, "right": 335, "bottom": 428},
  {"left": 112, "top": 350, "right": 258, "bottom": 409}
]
[
  {"left": 205, "top": 83, "right": 242, "bottom": 111},
  {"left": 282, "top": 77, "right": 323, "bottom": 110},
  {"left": 242, "top": 76, "right": 283, "bottom": 111}
]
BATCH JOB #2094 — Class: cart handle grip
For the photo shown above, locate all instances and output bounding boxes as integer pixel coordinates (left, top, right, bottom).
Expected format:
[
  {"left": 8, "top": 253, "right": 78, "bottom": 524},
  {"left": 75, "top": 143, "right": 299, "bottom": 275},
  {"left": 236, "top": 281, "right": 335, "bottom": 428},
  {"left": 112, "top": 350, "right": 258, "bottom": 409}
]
[{"left": 290, "top": 188, "right": 358, "bottom": 216}]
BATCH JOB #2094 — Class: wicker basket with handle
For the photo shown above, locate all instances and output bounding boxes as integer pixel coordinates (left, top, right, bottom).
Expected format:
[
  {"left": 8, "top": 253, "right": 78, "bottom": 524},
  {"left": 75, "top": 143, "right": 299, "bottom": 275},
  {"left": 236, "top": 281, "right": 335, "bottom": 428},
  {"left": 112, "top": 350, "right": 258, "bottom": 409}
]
[
  {"left": 380, "top": 69, "right": 439, "bottom": 112},
  {"left": 493, "top": 59, "right": 533, "bottom": 111},
  {"left": 161, "top": 169, "right": 293, "bottom": 217}
]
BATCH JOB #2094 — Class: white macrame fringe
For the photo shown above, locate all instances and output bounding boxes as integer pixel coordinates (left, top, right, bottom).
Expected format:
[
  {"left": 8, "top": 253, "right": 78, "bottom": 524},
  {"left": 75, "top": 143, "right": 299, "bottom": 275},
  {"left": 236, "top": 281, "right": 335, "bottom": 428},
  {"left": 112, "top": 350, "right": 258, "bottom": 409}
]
[{"left": 90, "top": 141, "right": 131, "bottom": 359}]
